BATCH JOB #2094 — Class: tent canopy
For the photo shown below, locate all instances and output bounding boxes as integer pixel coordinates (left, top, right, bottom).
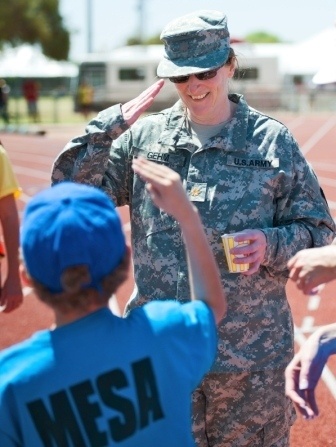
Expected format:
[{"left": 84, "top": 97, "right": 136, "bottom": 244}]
[
  {"left": 0, "top": 45, "right": 78, "bottom": 78},
  {"left": 289, "top": 27, "right": 336, "bottom": 79},
  {"left": 233, "top": 26, "right": 336, "bottom": 79},
  {"left": 312, "top": 60, "right": 336, "bottom": 84}
]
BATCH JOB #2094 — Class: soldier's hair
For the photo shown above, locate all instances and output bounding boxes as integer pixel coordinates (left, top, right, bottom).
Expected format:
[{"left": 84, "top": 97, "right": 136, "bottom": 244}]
[{"left": 225, "top": 47, "right": 238, "bottom": 72}]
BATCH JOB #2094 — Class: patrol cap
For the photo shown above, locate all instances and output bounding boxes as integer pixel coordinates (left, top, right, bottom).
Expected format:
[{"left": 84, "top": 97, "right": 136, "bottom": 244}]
[
  {"left": 21, "top": 182, "right": 126, "bottom": 293},
  {"left": 157, "top": 10, "right": 231, "bottom": 78}
]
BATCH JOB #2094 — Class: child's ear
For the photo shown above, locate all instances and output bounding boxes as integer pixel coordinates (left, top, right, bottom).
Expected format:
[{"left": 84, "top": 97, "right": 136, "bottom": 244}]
[{"left": 20, "top": 263, "right": 33, "bottom": 287}]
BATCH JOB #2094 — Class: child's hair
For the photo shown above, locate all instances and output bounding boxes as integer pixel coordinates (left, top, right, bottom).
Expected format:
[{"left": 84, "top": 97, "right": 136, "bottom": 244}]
[
  {"left": 21, "top": 182, "right": 126, "bottom": 295},
  {"left": 28, "top": 249, "right": 130, "bottom": 313}
]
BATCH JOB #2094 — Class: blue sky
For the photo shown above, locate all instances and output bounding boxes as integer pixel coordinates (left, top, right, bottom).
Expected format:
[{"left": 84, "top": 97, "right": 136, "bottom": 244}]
[{"left": 59, "top": 0, "right": 336, "bottom": 59}]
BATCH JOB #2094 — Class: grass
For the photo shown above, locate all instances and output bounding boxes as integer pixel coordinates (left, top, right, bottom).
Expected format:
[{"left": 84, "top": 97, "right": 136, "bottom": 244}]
[
  {"left": 3, "top": 90, "right": 335, "bottom": 129},
  {"left": 6, "top": 95, "right": 89, "bottom": 125}
]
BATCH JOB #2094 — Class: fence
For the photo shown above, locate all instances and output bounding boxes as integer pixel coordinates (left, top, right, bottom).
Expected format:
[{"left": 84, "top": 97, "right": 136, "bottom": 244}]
[{"left": 2, "top": 88, "right": 336, "bottom": 128}]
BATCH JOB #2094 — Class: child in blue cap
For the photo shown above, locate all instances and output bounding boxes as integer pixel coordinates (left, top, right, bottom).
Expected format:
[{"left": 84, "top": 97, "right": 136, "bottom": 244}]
[{"left": 0, "top": 157, "right": 226, "bottom": 447}]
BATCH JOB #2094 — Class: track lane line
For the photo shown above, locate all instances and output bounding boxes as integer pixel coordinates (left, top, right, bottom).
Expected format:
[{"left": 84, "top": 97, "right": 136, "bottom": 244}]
[{"left": 301, "top": 116, "right": 336, "bottom": 156}]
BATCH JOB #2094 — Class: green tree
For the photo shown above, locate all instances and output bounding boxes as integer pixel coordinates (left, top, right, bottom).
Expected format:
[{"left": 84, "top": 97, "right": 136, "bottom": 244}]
[
  {"left": 126, "top": 37, "right": 142, "bottom": 46},
  {"left": 145, "top": 35, "right": 161, "bottom": 45},
  {"left": 0, "top": 0, "right": 70, "bottom": 60},
  {"left": 245, "top": 31, "right": 282, "bottom": 43},
  {"left": 126, "top": 34, "right": 161, "bottom": 46}
]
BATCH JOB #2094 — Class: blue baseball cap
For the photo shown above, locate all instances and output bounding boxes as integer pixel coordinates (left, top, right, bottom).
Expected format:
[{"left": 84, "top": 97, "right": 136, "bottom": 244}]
[
  {"left": 157, "top": 10, "right": 231, "bottom": 78},
  {"left": 21, "top": 182, "right": 126, "bottom": 293}
]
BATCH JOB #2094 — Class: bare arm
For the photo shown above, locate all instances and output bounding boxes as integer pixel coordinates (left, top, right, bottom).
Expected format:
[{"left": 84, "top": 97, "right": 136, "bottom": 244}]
[
  {"left": 285, "top": 322, "right": 336, "bottom": 419},
  {"left": 132, "top": 157, "right": 227, "bottom": 324},
  {"left": 0, "top": 194, "right": 23, "bottom": 312},
  {"left": 287, "top": 244, "right": 336, "bottom": 294}
]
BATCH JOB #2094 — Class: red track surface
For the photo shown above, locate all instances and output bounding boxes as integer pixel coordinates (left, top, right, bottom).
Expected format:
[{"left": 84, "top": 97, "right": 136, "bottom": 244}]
[{"left": 1, "top": 113, "right": 336, "bottom": 446}]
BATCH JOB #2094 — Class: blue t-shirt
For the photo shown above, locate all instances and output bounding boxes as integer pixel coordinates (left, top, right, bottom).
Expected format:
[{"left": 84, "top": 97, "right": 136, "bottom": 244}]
[{"left": 0, "top": 300, "right": 216, "bottom": 446}]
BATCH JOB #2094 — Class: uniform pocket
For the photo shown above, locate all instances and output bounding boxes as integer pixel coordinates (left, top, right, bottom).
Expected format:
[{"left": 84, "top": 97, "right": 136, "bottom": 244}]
[{"left": 263, "top": 398, "right": 296, "bottom": 447}]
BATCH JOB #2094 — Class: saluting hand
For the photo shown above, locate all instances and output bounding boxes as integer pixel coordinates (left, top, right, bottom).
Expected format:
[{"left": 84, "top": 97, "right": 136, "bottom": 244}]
[{"left": 121, "top": 80, "right": 165, "bottom": 127}]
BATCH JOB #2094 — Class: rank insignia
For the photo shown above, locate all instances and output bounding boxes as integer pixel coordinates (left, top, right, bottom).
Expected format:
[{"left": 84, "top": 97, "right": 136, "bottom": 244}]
[{"left": 187, "top": 182, "right": 207, "bottom": 202}]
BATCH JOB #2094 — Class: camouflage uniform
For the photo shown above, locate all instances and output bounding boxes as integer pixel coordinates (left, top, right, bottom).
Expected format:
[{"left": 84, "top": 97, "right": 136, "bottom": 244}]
[{"left": 52, "top": 94, "right": 335, "bottom": 446}]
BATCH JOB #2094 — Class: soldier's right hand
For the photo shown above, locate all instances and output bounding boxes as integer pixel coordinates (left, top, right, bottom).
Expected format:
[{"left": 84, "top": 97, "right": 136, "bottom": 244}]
[{"left": 121, "top": 80, "right": 164, "bottom": 127}]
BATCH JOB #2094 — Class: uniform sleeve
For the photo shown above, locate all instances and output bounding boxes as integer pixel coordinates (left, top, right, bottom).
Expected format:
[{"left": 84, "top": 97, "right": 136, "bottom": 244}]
[
  {"left": 51, "top": 104, "right": 131, "bottom": 205},
  {"left": 261, "top": 131, "right": 336, "bottom": 272}
]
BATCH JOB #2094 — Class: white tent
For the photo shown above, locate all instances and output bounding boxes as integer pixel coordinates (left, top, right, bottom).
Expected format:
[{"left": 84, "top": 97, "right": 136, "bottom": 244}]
[
  {"left": 311, "top": 27, "right": 336, "bottom": 84},
  {"left": 313, "top": 60, "right": 336, "bottom": 84},
  {"left": 237, "top": 26, "right": 336, "bottom": 79},
  {"left": 0, "top": 44, "right": 78, "bottom": 78},
  {"left": 287, "top": 26, "right": 336, "bottom": 78}
]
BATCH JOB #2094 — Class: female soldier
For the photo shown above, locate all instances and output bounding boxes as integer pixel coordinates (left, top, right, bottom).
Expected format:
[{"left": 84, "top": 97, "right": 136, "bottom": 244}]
[{"left": 52, "top": 10, "right": 335, "bottom": 446}]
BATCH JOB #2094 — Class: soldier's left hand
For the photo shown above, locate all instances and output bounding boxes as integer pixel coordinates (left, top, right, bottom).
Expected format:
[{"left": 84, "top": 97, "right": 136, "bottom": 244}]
[{"left": 230, "top": 229, "right": 266, "bottom": 275}]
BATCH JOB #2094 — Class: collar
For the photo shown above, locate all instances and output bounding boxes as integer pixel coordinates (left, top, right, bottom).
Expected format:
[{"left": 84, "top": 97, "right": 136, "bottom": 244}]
[{"left": 158, "top": 94, "right": 249, "bottom": 152}]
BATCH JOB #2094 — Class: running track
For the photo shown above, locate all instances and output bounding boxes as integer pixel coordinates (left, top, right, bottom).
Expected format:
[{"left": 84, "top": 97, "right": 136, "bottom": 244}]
[{"left": 1, "top": 113, "right": 336, "bottom": 446}]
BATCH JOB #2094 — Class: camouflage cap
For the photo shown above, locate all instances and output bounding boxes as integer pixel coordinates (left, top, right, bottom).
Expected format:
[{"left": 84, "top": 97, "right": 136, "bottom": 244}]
[{"left": 157, "top": 10, "right": 230, "bottom": 78}]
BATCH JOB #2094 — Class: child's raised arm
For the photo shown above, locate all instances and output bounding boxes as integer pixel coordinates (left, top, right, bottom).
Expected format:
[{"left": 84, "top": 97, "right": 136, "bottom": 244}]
[{"left": 132, "top": 157, "right": 227, "bottom": 324}]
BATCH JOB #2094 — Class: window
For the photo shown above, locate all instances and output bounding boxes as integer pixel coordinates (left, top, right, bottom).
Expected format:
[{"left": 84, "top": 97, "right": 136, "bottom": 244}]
[
  {"left": 118, "top": 68, "right": 146, "bottom": 81},
  {"left": 79, "top": 63, "right": 106, "bottom": 88},
  {"left": 234, "top": 67, "right": 259, "bottom": 81},
  {"left": 293, "top": 75, "right": 304, "bottom": 86}
]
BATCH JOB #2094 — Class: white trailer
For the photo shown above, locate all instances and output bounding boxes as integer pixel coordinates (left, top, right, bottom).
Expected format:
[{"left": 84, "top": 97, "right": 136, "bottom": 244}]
[
  {"left": 76, "top": 44, "right": 282, "bottom": 111},
  {"left": 76, "top": 45, "right": 178, "bottom": 111}
]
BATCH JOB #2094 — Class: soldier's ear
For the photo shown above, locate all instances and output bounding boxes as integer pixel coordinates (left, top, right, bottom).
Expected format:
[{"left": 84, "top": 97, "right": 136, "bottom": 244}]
[{"left": 227, "top": 62, "right": 236, "bottom": 79}]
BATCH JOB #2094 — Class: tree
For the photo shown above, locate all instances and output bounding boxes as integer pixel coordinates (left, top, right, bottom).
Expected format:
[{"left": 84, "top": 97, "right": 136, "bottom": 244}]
[
  {"left": 126, "top": 30, "right": 284, "bottom": 47},
  {"left": 245, "top": 31, "right": 282, "bottom": 43},
  {"left": 145, "top": 35, "right": 161, "bottom": 45},
  {"left": 126, "top": 34, "right": 161, "bottom": 46},
  {"left": 0, "top": 0, "right": 70, "bottom": 60}
]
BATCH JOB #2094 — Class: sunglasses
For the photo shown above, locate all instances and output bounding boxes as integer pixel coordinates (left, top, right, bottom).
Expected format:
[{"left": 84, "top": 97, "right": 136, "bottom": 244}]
[{"left": 169, "top": 66, "right": 223, "bottom": 84}]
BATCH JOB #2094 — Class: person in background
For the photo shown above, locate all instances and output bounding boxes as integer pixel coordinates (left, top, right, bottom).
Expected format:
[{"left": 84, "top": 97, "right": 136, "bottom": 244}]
[
  {"left": 0, "top": 79, "right": 10, "bottom": 126},
  {"left": 76, "top": 79, "right": 94, "bottom": 119},
  {"left": 285, "top": 243, "right": 336, "bottom": 420},
  {"left": 0, "top": 159, "right": 227, "bottom": 446},
  {"left": 51, "top": 10, "right": 335, "bottom": 446},
  {"left": 22, "top": 79, "right": 40, "bottom": 123},
  {"left": 0, "top": 142, "right": 23, "bottom": 312}
]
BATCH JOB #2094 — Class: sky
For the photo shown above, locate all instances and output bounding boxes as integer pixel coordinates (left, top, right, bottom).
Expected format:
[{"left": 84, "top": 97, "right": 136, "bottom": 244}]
[{"left": 59, "top": 0, "right": 336, "bottom": 60}]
